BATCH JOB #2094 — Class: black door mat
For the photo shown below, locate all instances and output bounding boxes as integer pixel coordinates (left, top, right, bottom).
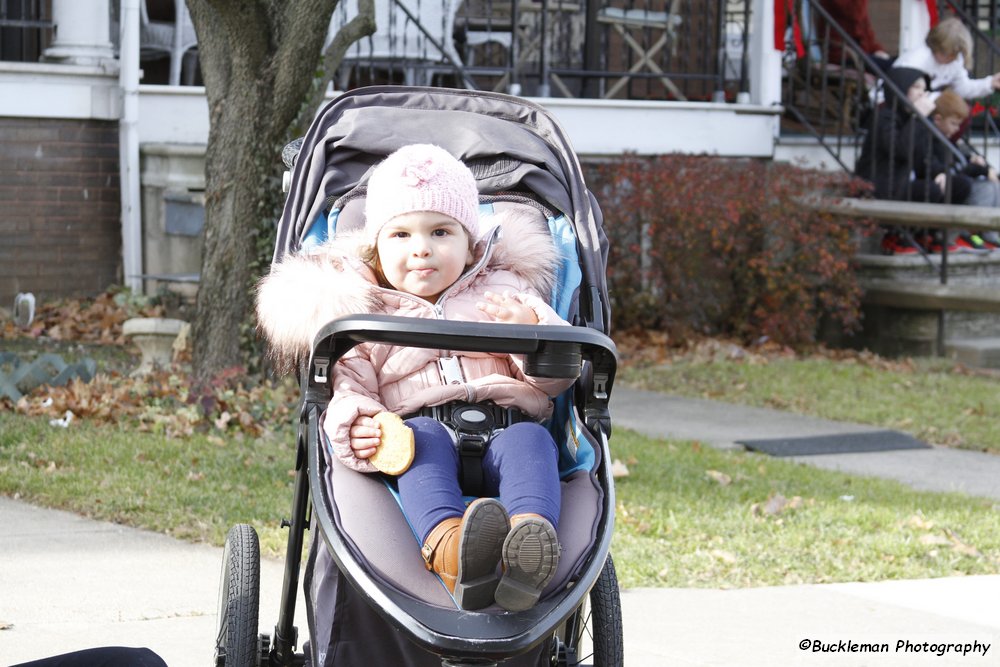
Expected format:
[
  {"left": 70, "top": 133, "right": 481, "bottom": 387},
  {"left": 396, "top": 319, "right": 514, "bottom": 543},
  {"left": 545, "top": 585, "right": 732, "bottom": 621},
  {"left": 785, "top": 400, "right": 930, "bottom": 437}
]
[{"left": 739, "top": 431, "right": 931, "bottom": 457}]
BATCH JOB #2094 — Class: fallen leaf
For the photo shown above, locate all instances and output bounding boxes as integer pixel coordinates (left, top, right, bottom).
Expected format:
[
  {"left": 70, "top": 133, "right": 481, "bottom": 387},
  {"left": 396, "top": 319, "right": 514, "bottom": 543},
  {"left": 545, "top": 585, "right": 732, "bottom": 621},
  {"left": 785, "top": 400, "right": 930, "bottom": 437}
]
[
  {"left": 944, "top": 529, "right": 981, "bottom": 557},
  {"left": 611, "top": 459, "right": 630, "bottom": 478},
  {"left": 752, "top": 493, "right": 802, "bottom": 516},
  {"left": 214, "top": 411, "right": 232, "bottom": 430},
  {"left": 709, "top": 549, "right": 737, "bottom": 564},
  {"left": 705, "top": 469, "right": 731, "bottom": 486},
  {"left": 905, "top": 515, "right": 935, "bottom": 531}
]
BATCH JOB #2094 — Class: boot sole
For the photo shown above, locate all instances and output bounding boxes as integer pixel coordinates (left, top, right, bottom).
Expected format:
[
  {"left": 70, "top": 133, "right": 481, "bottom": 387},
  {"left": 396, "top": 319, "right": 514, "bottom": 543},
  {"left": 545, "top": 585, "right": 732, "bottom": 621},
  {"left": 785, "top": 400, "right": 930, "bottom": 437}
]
[
  {"left": 495, "top": 517, "right": 560, "bottom": 612},
  {"left": 454, "top": 498, "right": 509, "bottom": 610}
]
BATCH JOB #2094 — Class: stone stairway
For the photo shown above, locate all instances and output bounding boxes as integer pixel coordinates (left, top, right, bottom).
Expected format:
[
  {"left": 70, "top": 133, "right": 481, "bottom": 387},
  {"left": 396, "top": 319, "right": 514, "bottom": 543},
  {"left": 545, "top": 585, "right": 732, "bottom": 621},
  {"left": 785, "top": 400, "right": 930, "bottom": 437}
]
[{"left": 820, "top": 198, "right": 1000, "bottom": 368}]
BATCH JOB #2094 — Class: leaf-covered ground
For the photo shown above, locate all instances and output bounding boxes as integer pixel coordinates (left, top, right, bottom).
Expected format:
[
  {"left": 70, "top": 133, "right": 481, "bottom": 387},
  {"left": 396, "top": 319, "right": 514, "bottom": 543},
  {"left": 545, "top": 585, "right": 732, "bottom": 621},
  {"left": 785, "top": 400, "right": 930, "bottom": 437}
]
[{"left": 1, "top": 288, "right": 298, "bottom": 439}]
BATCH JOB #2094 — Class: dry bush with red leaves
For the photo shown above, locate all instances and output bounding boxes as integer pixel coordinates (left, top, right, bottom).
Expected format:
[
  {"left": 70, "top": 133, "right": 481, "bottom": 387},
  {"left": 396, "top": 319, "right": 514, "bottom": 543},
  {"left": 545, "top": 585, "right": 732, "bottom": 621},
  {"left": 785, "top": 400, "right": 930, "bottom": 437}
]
[{"left": 587, "top": 156, "right": 875, "bottom": 347}]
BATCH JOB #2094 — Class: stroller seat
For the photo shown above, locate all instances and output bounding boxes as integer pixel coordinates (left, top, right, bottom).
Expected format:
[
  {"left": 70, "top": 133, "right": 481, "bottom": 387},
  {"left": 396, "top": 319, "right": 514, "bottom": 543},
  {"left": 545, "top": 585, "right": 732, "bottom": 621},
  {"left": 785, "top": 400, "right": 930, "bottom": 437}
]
[{"left": 319, "top": 425, "right": 605, "bottom": 609}]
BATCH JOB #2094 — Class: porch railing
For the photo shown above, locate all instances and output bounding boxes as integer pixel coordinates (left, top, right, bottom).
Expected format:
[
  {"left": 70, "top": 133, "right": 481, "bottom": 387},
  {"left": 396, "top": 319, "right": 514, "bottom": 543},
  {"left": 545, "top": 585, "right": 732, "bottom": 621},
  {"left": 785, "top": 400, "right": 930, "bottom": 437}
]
[
  {"left": 333, "top": 0, "right": 752, "bottom": 101},
  {"left": 0, "top": 0, "right": 52, "bottom": 62},
  {"left": 3, "top": 0, "right": 750, "bottom": 101}
]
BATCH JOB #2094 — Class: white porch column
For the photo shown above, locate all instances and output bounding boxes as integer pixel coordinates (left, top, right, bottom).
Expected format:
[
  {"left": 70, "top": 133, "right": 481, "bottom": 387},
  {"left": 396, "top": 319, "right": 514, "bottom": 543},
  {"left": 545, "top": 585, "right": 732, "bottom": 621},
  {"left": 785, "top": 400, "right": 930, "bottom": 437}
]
[
  {"left": 119, "top": 0, "right": 143, "bottom": 293},
  {"left": 43, "top": 0, "right": 116, "bottom": 66},
  {"left": 899, "top": 0, "right": 930, "bottom": 56},
  {"left": 749, "top": 0, "right": 782, "bottom": 109}
]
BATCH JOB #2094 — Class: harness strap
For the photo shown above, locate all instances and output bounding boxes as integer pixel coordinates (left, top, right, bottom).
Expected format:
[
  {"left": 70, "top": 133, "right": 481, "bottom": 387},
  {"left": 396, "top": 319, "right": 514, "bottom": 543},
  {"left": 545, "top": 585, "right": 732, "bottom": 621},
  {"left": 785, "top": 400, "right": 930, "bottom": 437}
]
[
  {"left": 458, "top": 433, "right": 489, "bottom": 495},
  {"left": 404, "top": 401, "right": 532, "bottom": 496}
]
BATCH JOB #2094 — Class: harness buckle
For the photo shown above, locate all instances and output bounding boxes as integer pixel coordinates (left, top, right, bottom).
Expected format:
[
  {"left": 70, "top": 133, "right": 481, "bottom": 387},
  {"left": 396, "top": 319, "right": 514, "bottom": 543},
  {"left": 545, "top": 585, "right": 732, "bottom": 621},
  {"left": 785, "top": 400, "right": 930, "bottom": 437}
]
[{"left": 458, "top": 434, "right": 489, "bottom": 456}]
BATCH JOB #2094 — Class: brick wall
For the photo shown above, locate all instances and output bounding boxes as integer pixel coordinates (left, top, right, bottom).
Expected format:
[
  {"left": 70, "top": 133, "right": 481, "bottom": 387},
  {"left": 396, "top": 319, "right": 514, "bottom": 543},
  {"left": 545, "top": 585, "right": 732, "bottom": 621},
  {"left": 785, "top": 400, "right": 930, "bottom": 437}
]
[{"left": 0, "top": 117, "right": 122, "bottom": 308}]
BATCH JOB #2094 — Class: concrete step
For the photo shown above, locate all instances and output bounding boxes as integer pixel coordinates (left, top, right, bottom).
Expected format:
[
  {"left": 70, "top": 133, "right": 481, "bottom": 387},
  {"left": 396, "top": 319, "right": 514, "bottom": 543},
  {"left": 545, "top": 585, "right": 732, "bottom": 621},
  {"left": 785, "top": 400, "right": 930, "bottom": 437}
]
[{"left": 944, "top": 337, "right": 1000, "bottom": 369}]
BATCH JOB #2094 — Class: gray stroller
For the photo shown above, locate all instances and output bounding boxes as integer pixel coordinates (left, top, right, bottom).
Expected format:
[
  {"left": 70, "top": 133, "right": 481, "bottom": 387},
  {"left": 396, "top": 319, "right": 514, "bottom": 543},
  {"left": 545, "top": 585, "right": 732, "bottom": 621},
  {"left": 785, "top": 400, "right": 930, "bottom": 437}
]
[{"left": 215, "top": 86, "right": 621, "bottom": 667}]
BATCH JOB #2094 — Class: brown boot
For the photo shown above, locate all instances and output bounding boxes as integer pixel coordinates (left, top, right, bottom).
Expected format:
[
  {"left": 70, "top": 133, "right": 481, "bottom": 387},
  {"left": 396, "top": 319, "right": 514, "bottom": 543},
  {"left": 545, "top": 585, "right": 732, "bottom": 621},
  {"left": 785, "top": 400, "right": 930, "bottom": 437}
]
[
  {"left": 421, "top": 498, "right": 509, "bottom": 610},
  {"left": 494, "top": 513, "right": 560, "bottom": 612}
]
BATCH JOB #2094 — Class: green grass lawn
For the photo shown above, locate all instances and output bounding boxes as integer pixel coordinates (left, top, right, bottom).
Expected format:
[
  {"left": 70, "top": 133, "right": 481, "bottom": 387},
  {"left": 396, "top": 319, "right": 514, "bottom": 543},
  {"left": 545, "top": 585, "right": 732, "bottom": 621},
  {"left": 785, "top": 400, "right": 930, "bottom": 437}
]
[
  {"left": 0, "top": 412, "right": 298, "bottom": 558},
  {"left": 3, "top": 411, "right": 998, "bottom": 589},
  {"left": 621, "top": 353, "right": 1000, "bottom": 453},
  {"left": 611, "top": 429, "right": 1000, "bottom": 588}
]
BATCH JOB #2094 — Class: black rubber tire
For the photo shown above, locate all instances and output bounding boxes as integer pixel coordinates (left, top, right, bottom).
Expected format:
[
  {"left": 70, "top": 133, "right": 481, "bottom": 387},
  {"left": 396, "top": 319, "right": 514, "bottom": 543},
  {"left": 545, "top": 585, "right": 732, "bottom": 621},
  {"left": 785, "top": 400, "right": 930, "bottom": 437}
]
[
  {"left": 552, "top": 555, "right": 624, "bottom": 666},
  {"left": 588, "top": 555, "right": 624, "bottom": 666},
  {"left": 215, "top": 524, "right": 261, "bottom": 667}
]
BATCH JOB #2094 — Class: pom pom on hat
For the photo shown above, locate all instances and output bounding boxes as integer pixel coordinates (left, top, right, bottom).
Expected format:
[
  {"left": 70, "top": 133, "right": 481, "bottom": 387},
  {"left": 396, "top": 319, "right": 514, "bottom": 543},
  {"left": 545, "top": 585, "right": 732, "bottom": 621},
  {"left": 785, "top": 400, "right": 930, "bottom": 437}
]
[{"left": 364, "top": 144, "right": 480, "bottom": 241}]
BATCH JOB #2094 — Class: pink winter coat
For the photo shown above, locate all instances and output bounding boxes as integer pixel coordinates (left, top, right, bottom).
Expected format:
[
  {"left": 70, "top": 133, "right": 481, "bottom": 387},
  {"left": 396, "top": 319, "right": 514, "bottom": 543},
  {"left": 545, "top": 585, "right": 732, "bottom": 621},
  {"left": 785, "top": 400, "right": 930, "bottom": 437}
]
[{"left": 256, "top": 210, "right": 577, "bottom": 473}]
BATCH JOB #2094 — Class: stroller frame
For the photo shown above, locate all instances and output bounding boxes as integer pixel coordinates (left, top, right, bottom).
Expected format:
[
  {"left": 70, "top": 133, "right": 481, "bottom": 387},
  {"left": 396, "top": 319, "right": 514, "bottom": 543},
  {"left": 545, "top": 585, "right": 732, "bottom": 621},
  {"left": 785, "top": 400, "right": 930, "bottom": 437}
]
[{"left": 216, "top": 86, "right": 621, "bottom": 667}]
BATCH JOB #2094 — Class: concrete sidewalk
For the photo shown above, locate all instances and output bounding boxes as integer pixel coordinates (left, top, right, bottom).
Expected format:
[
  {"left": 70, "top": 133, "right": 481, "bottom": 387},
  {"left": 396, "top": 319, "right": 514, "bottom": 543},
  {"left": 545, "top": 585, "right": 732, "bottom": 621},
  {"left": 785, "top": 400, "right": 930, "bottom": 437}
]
[
  {"left": 610, "top": 387, "right": 1000, "bottom": 500},
  {"left": 2, "top": 497, "right": 997, "bottom": 666},
  {"left": 2, "top": 388, "right": 999, "bottom": 666}
]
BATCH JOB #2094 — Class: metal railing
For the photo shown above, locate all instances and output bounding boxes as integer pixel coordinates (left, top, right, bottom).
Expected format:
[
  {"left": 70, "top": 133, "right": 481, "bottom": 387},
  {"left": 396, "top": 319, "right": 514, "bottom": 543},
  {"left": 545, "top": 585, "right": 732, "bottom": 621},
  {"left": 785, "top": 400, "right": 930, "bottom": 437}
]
[
  {"left": 338, "top": 0, "right": 752, "bottom": 101},
  {"left": 0, "top": 0, "right": 52, "bottom": 62},
  {"left": 2, "top": 0, "right": 751, "bottom": 101},
  {"left": 781, "top": 0, "right": 883, "bottom": 168}
]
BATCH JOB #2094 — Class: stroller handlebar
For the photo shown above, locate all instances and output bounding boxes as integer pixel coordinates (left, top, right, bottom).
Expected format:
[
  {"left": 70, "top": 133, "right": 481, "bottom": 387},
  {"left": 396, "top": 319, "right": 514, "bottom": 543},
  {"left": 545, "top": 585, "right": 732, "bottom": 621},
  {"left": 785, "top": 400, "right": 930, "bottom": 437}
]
[{"left": 305, "top": 314, "right": 617, "bottom": 434}]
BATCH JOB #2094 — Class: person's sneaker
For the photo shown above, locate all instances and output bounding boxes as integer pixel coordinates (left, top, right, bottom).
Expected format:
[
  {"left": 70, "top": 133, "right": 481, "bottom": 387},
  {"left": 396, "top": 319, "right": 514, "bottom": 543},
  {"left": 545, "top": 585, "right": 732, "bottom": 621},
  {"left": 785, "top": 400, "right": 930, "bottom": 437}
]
[
  {"left": 953, "top": 234, "right": 991, "bottom": 254},
  {"left": 973, "top": 233, "right": 1000, "bottom": 251},
  {"left": 927, "top": 239, "right": 961, "bottom": 254},
  {"left": 981, "top": 231, "right": 1000, "bottom": 249},
  {"left": 880, "top": 232, "right": 920, "bottom": 255}
]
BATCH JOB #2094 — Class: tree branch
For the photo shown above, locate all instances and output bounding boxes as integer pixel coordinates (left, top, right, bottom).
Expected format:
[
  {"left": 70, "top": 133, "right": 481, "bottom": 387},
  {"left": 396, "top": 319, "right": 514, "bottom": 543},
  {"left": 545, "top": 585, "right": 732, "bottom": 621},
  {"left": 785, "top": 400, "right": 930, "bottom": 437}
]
[{"left": 292, "top": 0, "right": 377, "bottom": 132}]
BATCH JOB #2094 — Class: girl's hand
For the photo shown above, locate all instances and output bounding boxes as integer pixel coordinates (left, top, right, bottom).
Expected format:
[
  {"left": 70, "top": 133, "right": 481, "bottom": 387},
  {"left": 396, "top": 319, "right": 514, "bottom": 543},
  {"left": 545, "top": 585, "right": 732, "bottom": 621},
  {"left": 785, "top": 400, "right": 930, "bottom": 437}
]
[
  {"left": 477, "top": 291, "right": 538, "bottom": 325},
  {"left": 349, "top": 415, "right": 381, "bottom": 459},
  {"left": 934, "top": 173, "right": 947, "bottom": 190},
  {"left": 913, "top": 94, "right": 935, "bottom": 117}
]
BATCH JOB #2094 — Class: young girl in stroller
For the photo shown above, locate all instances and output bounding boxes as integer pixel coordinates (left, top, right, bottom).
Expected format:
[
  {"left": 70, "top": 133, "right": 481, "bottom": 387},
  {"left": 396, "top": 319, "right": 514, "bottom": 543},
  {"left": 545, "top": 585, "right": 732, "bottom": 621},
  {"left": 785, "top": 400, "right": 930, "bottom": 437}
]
[{"left": 257, "top": 143, "right": 577, "bottom": 612}]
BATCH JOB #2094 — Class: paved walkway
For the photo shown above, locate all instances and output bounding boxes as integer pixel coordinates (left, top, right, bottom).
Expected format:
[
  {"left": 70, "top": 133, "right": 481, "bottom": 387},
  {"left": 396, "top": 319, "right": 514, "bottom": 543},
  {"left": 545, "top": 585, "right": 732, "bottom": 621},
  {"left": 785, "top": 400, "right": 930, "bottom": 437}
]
[
  {"left": 611, "top": 387, "right": 1000, "bottom": 500},
  {"left": 1, "top": 388, "right": 998, "bottom": 666}
]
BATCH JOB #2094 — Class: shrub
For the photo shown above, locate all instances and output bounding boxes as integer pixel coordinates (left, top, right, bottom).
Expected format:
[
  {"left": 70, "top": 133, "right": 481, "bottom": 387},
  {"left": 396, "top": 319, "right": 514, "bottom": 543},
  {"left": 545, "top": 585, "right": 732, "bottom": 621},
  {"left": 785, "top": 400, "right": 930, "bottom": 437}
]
[{"left": 588, "top": 155, "right": 874, "bottom": 345}]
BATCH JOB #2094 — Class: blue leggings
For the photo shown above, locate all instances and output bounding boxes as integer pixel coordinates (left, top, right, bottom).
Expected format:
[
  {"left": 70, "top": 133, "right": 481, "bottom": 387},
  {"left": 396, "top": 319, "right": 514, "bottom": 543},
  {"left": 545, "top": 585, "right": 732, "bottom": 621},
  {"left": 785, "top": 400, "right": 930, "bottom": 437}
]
[{"left": 397, "top": 417, "right": 561, "bottom": 543}]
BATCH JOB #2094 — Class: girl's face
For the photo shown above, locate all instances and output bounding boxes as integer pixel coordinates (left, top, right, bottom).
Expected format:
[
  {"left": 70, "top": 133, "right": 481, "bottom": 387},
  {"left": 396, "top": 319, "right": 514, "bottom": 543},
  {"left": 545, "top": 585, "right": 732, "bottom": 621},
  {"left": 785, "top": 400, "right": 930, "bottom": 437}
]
[
  {"left": 933, "top": 50, "right": 958, "bottom": 65},
  {"left": 376, "top": 211, "right": 474, "bottom": 303},
  {"left": 907, "top": 77, "right": 928, "bottom": 104}
]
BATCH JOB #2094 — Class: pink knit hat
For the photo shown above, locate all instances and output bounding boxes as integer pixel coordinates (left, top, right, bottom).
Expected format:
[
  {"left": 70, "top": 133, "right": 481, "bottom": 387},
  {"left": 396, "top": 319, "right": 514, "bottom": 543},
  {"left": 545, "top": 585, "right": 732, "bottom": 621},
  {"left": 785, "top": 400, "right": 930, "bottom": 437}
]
[{"left": 364, "top": 144, "right": 480, "bottom": 241}]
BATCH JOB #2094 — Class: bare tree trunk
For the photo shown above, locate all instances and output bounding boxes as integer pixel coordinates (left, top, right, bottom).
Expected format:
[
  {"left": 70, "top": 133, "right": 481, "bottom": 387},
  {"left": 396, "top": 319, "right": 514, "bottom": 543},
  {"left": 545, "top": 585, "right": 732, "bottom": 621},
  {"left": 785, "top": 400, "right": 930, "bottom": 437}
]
[{"left": 185, "top": 0, "right": 347, "bottom": 382}]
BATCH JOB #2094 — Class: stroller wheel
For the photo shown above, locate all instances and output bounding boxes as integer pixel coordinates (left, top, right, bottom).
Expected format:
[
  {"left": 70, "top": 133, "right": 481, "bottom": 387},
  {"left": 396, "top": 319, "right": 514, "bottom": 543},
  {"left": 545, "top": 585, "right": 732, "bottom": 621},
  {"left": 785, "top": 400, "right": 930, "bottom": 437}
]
[
  {"left": 551, "top": 555, "right": 623, "bottom": 666},
  {"left": 215, "top": 524, "right": 262, "bottom": 667}
]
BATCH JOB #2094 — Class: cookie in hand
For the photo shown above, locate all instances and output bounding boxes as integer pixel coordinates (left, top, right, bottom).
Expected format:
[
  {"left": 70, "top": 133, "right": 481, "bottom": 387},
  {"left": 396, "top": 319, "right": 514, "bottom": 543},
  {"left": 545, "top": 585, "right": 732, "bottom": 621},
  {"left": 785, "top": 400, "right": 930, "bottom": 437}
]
[{"left": 369, "top": 412, "right": 415, "bottom": 475}]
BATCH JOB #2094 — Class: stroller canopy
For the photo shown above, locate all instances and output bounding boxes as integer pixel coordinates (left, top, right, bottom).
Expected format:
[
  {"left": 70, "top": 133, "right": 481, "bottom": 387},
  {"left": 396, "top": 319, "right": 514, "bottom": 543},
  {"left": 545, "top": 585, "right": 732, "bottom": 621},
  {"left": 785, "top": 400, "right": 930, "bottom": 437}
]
[{"left": 273, "top": 86, "right": 610, "bottom": 334}]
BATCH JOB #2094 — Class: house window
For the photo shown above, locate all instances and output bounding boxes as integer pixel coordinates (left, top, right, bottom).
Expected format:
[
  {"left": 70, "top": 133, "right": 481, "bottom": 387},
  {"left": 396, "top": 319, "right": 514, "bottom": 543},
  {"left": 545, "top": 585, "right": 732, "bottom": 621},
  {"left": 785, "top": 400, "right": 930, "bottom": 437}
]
[{"left": 0, "top": 0, "right": 53, "bottom": 62}]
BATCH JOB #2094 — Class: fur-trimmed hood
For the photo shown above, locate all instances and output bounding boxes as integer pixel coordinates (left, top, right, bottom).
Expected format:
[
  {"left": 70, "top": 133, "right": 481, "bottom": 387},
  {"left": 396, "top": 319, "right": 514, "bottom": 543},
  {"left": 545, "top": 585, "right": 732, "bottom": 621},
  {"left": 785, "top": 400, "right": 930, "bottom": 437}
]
[{"left": 256, "top": 208, "right": 561, "bottom": 371}]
